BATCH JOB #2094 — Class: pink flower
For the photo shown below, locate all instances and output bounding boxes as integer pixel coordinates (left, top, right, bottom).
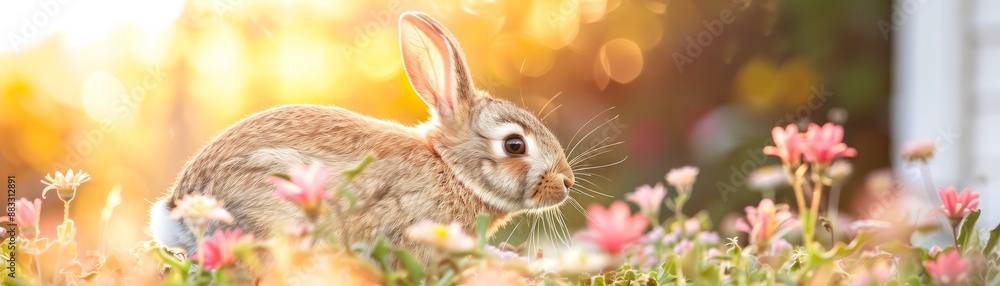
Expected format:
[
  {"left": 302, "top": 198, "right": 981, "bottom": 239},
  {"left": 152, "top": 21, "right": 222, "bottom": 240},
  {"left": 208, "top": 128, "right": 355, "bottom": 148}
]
[
  {"left": 625, "top": 183, "right": 666, "bottom": 217},
  {"left": 576, "top": 201, "right": 648, "bottom": 254},
  {"left": 932, "top": 187, "right": 979, "bottom": 219},
  {"left": 763, "top": 124, "right": 805, "bottom": 167},
  {"left": 485, "top": 245, "right": 521, "bottom": 261},
  {"left": 268, "top": 162, "right": 332, "bottom": 217},
  {"left": 851, "top": 258, "right": 895, "bottom": 285},
  {"left": 928, "top": 246, "right": 943, "bottom": 257},
  {"left": 15, "top": 198, "right": 41, "bottom": 238},
  {"left": 406, "top": 221, "right": 476, "bottom": 252},
  {"left": 193, "top": 229, "right": 253, "bottom": 270},
  {"left": 764, "top": 238, "right": 792, "bottom": 256},
  {"left": 735, "top": 199, "right": 797, "bottom": 246},
  {"left": 923, "top": 250, "right": 971, "bottom": 286},
  {"left": 800, "top": 123, "right": 857, "bottom": 166},
  {"left": 461, "top": 264, "right": 526, "bottom": 286}
]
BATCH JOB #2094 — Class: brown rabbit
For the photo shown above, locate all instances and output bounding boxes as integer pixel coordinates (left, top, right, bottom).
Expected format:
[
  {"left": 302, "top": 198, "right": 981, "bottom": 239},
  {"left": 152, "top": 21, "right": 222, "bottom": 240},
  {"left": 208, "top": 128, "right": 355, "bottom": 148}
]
[{"left": 149, "top": 12, "right": 574, "bottom": 264}]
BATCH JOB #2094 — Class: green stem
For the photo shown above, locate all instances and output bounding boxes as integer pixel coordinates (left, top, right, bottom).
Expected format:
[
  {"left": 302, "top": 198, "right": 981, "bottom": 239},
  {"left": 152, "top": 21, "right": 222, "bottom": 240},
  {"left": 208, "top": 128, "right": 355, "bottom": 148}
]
[
  {"left": 788, "top": 168, "right": 811, "bottom": 249},
  {"left": 63, "top": 199, "right": 72, "bottom": 223},
  {"left": 827, "top": 181, "right": 843, "bottom": 231},
  {"left": 329, "top": 196, "right": 351, "bottom": 252},
  {"left": 917, "top": 164, "right": 953, "bottom": 238},
  {"left": 809, "top": 179, "right": 824, "bottom": 250},
  {"left": 192, "top": 225, "right": 206, "bottom": 280},
  {"left": 32, "top": 238, "right": 43, "bottom": 282},
  {"left": 674, "top": 195, "right": 687, "bottom": 235}
]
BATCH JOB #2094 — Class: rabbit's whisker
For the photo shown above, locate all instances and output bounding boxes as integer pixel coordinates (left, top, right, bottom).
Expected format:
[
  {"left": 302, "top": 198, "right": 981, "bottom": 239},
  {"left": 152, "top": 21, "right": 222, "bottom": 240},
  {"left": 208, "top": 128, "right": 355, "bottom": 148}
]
[
  {"left": 518, "top": 59, "right": 527, "bottom": 108},
  {"left": 575, "top": 172, "right": 613, "bottom": 182},
  {"left": 556, "top": 211, "right": 573, "bottom": 248},
  {"left": 574, "top": 177, "right": 610, "bottom": 194},
  {"left": 548, "top": 210, "right": 572, "bottom": 249},
  {"left": 570, "top": 188, "right": 596, "bottom": 198},
  {"left": 570, "top": 139, "right": 623, "bottom": 164},
  {"left": 537, "top": 91, "right": 563, "bottom": 118},
  {"left": 570, "top": 148, "right": 616, "bottom": 168},
  {"left": 571, "top": 183, "right": 612, "bottom": 198},
  {"left": 564, "top": 107, "right": 616, "bottom": 153},
  {"left": 568, "top": 197, "right": 601, "bottom": 228},
  {"left": 569, "top": 137, "right": 609, "bottom": 163},
  {"left": 500, "top": 215, "right": 525, "bottom": 249},
  {"left": 566, "top": 114, "right": 620, "bottom": 159},
  {"left": 527, "top": 213, "right": 539, "bottom": 257},
  {"left": 568, "top": 137, "right": 623, "bottom": 166},
  {"left": 572, "top": 156, "right": 627, "bottom": 172},
  {"left": 540, "top": 104, "right": 562, "bottom": 123},
  {"left": 542, "top": 212, "right": 556, "bottom": 249}
]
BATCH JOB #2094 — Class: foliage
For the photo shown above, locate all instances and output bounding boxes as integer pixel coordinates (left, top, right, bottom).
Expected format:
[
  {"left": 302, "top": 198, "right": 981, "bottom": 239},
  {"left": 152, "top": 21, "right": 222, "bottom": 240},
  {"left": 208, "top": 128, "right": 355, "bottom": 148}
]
[{"left": 4, "top": 126, "right": 999, "bottom": 286}]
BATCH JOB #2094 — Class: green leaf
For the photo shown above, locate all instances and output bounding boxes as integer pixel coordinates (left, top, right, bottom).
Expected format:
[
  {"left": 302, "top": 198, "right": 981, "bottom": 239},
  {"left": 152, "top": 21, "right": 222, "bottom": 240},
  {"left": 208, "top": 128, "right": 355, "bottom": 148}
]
[
  {"left": 393, "top": 249, "right": 425, "bottom": 283},
  {"left": 957, "top": 209, "right": 981, "bottom": 251},
  {"left": 476, "top": 213, "right": 489, "bottom": 252},
  {"left": 343, "top": 155, "right": 375, "bottom": 179},
  {"left": 154, "top": 247, "right": 191, "bottom": 280},
  {"left": 815, "top": 230, "right": 873, "bottom": 261},
  {"left": 776, "top": 273, "right": 796, "bottom": 285},
  {"left": 697, "top": 261, "right": 720, "bottom": 284},
  {"left": 725, "top": 237, "right": 742, "bottom": 257},
  {"left": 370, "top": 237, "right": 392, "bottom": 271},
  {"left": 593, "top": 275, "right": 607, "bottom": 286},
  {"left": 657, "top": 259, "right": 678, "bottom": 284},
  {"left": 267, "top": 172, "right": 290, "bottom": 181},
  {"left": 880, "top": 240, "right": 926, "bottom": 277},
  {"left": 434, "top": 270, "right": 458, "bottom": 286},
  {"left": 336, "top": 187, "right": 359, "bottom": 208},
  {"left": 983, "top": 221, "right": 1000, "bottom": 256},
  {"left": 57, "top": 219, "right": 76, "bottom": 242}
]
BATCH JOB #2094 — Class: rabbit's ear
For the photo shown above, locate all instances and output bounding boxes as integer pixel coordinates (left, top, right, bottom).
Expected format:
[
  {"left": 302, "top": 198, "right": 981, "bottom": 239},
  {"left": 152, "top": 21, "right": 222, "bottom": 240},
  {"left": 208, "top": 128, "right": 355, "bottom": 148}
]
[{"left": 399, "top": 12, "right": 475, "bottom": 124}]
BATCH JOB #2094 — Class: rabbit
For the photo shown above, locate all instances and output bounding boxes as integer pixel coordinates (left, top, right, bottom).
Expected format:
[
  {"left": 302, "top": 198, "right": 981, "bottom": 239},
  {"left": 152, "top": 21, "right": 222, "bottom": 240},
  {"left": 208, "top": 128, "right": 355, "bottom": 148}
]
[{"left": 149, "top": 11, "right": 575, "bottom": 265}]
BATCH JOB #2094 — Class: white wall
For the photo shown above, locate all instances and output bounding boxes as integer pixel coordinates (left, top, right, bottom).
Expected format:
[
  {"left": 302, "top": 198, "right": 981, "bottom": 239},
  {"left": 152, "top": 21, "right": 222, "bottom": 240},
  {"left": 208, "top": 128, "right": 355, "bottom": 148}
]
[{"left": 893, "top": 0, "right": 998, "bottom": 244}]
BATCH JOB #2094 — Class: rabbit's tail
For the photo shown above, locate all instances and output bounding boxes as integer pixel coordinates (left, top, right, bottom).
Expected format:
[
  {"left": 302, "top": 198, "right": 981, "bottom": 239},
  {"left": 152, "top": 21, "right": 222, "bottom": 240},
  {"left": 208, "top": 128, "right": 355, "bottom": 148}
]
[{"left": 150, "top": 199, "right": 198, "bottom": 255}]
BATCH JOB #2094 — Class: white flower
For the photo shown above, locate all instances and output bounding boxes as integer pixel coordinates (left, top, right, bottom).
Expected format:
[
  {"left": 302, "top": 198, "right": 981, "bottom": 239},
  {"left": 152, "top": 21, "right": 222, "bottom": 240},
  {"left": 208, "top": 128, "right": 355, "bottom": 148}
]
[
  {"left": 405, "top": 221, "right": 476, "bottom": 252},
  {"left": 41, "top": 169, "right": 91, "bottom": 201},
  {"left": 665, "top": 166, "right": 700, "bottom": 195},
  {"left": 485, "top": 245, "right": 522, "bottom": 261},
  {"left": 170, "top": 194, "right": 234, "bottom": 228},
  {"left": 554, "top": 244, "right": 609, "bottom": 274},
  {"left": 747, "top": 165, "right": 789, "bottom": 191},
  {"left": 528, "top": 257, "right": 560, "bottom": 274},
  {"left": 828, "top": 160, "right": 853, "bottom": 182}
]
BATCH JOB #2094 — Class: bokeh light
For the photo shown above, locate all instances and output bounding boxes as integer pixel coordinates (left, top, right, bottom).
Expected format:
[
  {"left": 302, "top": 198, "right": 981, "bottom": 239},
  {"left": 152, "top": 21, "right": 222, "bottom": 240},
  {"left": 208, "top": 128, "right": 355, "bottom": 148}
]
[{"left": 0, "top": 0, "right": 890, "bottom": 252}]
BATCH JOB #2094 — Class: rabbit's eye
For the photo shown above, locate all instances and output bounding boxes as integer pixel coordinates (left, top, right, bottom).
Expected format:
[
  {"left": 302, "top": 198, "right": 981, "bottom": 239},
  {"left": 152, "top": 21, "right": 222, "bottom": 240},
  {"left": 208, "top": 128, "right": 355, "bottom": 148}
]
[{"left": 503, "top": 135, "right": 526, "bottom": 155}]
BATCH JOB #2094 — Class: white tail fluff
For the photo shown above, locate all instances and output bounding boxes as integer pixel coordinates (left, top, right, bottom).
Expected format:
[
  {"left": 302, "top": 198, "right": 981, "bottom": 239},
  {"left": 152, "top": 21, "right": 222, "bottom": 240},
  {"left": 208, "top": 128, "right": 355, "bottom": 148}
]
[{"left": 150, "top": 200, "right": 197, "bottom": 254}]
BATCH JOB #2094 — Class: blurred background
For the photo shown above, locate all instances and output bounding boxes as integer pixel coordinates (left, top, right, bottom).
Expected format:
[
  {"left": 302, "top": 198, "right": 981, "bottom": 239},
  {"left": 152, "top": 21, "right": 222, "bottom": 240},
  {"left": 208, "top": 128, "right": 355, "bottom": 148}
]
[{"left": 1, "top": 0, "right": 992, "bottom": 251}]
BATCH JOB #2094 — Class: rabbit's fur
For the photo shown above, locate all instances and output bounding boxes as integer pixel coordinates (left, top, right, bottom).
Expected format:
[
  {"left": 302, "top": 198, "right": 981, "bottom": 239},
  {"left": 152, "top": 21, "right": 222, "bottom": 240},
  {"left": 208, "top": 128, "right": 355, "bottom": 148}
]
[{"left": 150, "top": 12, "right": 574, "bottom": 264}]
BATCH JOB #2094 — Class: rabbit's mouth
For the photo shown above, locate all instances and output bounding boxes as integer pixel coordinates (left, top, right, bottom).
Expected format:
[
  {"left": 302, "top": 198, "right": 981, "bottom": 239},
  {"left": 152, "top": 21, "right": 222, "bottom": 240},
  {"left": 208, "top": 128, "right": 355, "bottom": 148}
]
[{"left": 524, "top": 172, "right": 572, "bottom": 209}]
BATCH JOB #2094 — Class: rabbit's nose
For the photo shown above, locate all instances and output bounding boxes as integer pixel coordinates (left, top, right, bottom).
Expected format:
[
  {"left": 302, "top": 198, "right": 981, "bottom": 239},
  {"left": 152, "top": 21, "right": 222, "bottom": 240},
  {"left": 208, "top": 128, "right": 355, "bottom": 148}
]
[
  {"left": 555, "top": 160, "right": 574, "bottom": 189},
  {"left": 560, "top": 169, "right": 574, "bottom": 189},
  {"left": 562, "top": 176, "right": 573, "bottom": 188}
]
